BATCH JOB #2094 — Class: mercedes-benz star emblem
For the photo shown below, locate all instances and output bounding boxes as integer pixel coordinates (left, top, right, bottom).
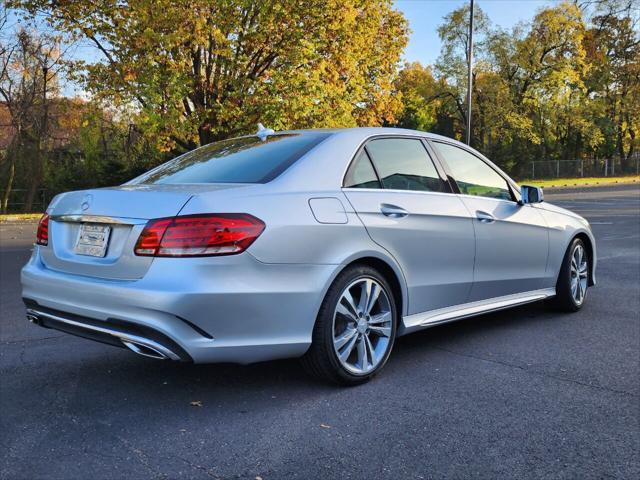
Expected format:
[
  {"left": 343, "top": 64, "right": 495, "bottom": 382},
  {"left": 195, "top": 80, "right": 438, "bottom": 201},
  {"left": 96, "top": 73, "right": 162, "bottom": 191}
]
[{"left": 81, "top": 194, "right": 93, "bottom": 211}]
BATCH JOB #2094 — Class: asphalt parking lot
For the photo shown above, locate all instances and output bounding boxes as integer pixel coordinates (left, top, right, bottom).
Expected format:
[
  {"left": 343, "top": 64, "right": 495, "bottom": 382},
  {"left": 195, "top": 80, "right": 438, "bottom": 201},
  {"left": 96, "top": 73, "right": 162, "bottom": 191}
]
[{"left": 1, "top": 184, "right": 638, "bottom": 479}]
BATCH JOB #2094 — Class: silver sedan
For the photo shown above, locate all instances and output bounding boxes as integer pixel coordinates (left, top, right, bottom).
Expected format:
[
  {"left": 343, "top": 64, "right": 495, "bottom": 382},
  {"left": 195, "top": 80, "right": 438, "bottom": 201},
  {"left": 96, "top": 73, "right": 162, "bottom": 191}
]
[{"left": 21, "top": 127, "right": 596, "bottom": 384}]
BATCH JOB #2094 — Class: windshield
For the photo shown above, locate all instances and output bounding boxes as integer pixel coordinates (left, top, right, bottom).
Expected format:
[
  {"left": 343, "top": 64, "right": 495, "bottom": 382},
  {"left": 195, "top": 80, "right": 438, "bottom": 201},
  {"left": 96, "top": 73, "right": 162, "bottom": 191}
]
[{"left": 131, "top": 132, "right": 331, "bottom": 185}]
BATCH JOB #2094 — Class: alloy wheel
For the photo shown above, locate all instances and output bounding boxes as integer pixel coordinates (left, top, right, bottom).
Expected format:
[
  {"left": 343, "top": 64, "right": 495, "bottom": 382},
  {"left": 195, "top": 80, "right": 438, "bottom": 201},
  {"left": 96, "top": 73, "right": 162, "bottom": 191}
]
[
  {"left": 332, "top": 277, "right": 393, "bottom": 375},
  {"left": 570, "top": 244, "right": 588, "bottom": 305}
]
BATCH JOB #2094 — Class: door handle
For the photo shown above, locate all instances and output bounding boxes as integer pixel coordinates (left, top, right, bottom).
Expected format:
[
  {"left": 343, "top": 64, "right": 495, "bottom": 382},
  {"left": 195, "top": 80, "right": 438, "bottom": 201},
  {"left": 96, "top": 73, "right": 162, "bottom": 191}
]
[
  {"left": 476, "top": 211, "right": 495, "bottom": 223},
  {"left": 380, "top": 204, "right": 409, "bottom": 218}
]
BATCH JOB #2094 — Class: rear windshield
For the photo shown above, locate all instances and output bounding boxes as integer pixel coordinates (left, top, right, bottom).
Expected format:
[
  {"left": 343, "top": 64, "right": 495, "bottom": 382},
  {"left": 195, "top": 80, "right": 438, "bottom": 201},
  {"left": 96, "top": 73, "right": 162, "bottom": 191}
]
[{"left": 132, "top": 133, "right": 331, "bottom": 184}]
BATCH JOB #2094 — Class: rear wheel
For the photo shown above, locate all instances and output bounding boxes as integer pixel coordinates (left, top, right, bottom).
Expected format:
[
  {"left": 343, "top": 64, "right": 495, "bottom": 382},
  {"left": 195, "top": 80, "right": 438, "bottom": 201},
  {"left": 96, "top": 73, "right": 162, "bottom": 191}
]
[
  {"left": 302, "top": 265, "right": 398, "bottom": 385},
  {"left": 549, "top": 238, "right": 589, "bottom": 312}
]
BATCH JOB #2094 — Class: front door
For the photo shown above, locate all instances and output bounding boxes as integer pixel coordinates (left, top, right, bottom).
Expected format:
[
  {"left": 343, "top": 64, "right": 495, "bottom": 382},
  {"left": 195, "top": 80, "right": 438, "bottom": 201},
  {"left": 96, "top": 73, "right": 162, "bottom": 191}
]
[{"left": 431, "top": 141, "right": 549, "bottom": 302}]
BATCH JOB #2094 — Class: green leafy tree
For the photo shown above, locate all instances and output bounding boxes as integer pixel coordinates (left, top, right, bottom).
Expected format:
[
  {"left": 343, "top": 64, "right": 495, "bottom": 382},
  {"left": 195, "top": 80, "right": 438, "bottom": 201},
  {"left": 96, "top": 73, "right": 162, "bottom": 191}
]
[
  {"left": 434, "top": 2, "right": 491, "bottom": 139},
  {"left": 395, "top": 1, "right": 633, "bottom": 177},
  {"left": 13, "top": 0, "right": 408, "bottom": 151},
  {"left": 584, "top": 2, "right": 639, "bottom": 170},
  {"left": 393, "top": 62, "right": 439, "bottom": 132},
  {"left": 0, "top": 17, "right": 66, "bottom": 211}
]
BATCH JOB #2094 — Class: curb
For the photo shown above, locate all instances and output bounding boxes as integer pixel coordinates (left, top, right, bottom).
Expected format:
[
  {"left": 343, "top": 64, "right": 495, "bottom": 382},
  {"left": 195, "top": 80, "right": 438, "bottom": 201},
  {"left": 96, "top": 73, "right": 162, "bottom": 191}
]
[
  {"left": 0, "top": 214, "right": 43, "bottom": 224},
  {"left": 528, "top": 179, "right": 639, "bottom": 189}
]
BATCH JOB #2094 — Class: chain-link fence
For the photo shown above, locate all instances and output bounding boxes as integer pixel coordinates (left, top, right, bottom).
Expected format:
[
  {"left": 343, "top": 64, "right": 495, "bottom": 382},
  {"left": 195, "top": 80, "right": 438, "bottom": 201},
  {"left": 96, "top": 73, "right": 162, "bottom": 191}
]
[
  {"left": 0, "top": 189, "right": 49, "bottom": 214},
  {"left": 527, "top": 156, "right": 640, "bottom": 179}
]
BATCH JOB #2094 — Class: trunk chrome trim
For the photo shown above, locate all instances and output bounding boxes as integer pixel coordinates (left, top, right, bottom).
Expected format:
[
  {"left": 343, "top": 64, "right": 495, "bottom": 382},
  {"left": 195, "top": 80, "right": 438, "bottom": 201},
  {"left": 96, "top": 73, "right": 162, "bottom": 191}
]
[
  {"left": 26, "top": 308, "right": 180, "bottom": 360},
  {"left": 400, "top": 288, "right": 556, "bottom": 335},
  {"left": 50, "top": 215, "right": 146, "bottom": 226}
]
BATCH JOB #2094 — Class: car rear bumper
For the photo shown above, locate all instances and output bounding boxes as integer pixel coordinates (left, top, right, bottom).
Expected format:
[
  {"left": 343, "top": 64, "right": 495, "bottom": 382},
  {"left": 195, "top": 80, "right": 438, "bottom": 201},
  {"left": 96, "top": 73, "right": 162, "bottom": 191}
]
[{"left": 21, "top": 247, "right": 338, "bottom": 364}]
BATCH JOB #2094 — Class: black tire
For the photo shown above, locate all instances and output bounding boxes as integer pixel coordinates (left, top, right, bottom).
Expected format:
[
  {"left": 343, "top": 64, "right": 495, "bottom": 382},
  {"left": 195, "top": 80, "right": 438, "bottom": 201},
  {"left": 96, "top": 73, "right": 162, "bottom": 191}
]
[
  {"left": 301, "top": 264, "right": 398, "bottom": 385},
  {"left": 548, "top": 238, "right": 589, "bottom": 312}
]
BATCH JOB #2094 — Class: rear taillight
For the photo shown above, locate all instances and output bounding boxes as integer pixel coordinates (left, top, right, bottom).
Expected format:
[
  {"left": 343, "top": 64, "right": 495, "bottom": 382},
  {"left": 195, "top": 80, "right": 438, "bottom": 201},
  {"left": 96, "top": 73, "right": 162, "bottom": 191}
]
[
  {"left": 134, "top": 214, "right": 265, "bottom": 257},
  {"left": 36, "top": 213, "right": 49, "bottom": 246}
]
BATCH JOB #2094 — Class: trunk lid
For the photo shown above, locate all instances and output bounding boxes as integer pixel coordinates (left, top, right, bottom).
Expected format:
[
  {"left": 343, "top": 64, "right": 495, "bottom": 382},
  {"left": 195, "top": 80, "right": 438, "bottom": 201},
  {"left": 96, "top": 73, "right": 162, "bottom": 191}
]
[{"left": 41, "top": 184, "right": 247, "bottom": 280}]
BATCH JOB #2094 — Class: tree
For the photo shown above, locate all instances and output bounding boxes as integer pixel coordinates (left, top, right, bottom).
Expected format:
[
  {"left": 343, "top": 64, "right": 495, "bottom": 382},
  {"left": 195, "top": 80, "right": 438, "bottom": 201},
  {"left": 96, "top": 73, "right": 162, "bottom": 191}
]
[
  {"left": 434, "top": 2, "right": 491, "bottom": 140},
  {"left": 584, "top": 1, "right": 639, "bottom": 170},
  {"left": 393, "top": 62, "right": 439, "bottom": 132},
  {"left": 0, "top": 14, "right": 66, "bottom": 212},
  {"left": 394, "top": 1, "right": 635, "bottom": 177},
  {"left": 13, "top": 0, "right": 408, "bottom": 151}
]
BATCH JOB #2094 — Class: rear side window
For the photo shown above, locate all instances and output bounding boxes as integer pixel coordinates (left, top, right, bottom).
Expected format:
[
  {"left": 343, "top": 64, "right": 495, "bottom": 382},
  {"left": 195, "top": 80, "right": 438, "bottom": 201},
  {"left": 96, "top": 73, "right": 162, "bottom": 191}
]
[
  {"left": 365, "top": 138, "right": 444, "bottom": 192},
  {"left": 344, "top": 150, "right": 381, "bottom": 189},
  {"left": 433, "top": 142, "right": 512, "bottom": 200},
  {"left": 132, "top": 133, "right": 330, "bottom": 184}
]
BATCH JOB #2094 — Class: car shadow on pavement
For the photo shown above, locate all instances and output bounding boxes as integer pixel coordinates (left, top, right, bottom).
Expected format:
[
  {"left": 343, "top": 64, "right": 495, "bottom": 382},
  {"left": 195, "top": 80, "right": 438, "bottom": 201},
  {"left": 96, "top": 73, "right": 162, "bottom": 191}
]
[
  {"left": 33, "top": 301, "right": 555, "bottom": 381},
  {"left": 397, "top": 300, "right": 554, "bottom": 351},
  {"left": 5, "top": 299, "right": 568, "bottom": 423}
]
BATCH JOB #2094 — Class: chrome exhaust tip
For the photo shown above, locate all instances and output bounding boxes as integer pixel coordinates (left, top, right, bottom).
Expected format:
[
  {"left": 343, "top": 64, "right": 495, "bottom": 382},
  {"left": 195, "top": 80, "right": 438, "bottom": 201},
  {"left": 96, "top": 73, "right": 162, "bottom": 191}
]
[
  {"left": 24, "top": 306, "right": 184, "bottom": 361},
  {"left": 121, "top": 340, "right": 170, "bottom": 360}
]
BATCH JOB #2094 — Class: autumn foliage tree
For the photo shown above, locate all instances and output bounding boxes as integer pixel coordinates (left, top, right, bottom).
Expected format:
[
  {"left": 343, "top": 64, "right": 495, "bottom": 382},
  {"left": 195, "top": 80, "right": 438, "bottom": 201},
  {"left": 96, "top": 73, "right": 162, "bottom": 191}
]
[
  {"left": 0, "top": 12, "right": 66, "bottom": 211},
  {"left": 395, "top": 0, "right": 639, "bottom": 176},
  {"left": 13, "top": 0, "right": 408, "bottom": 151},
  {"left": 2, "top": 0, "right": 638, "bottom": 212}
]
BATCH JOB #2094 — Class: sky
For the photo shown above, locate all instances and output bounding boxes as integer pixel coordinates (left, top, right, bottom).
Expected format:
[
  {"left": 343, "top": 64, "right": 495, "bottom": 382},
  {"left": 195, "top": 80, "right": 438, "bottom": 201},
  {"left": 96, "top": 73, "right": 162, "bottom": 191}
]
[{"left": 396, "top": 0, "right": 558, "bottom": 66}]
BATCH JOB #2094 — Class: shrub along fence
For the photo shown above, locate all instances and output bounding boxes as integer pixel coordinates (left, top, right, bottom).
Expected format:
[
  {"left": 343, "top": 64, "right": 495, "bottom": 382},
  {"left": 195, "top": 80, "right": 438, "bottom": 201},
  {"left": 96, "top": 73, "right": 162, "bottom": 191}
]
[
  {"left": 527, "top": 156, "right": 640, "bottom": 179},
  {"left": 1, "top": 189, "right": 49, "bottom": 214}
]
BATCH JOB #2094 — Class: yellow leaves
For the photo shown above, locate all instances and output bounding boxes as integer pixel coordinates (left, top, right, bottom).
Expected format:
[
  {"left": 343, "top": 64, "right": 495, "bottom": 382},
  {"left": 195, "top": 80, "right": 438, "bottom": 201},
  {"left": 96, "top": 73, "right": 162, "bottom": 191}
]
[
  {"left": 22, "top": 0, "right": 407, "bottom": 146},
  {"left": 123, "top": 70, "right": 136, "bottom": 82},
  {"left": 505, "top": 112, "right": 541, "bottom": 145}
]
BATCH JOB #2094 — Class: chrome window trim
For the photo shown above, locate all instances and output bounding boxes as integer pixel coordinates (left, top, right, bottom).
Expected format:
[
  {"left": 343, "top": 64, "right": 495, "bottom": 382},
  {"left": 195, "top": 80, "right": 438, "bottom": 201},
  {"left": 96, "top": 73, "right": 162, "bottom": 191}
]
[
  {"left": 454, "top": 193, "right": 522, "bottom": 205},
  {"left": 341, "top": 187, "right": 460, "bottom": 198}
]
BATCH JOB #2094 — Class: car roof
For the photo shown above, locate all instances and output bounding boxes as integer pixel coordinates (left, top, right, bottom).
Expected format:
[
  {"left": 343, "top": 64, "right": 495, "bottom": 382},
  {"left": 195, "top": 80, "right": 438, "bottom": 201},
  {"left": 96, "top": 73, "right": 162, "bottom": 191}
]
[{"left": 278, "top": 127, "right": 464, "bottom": 146}]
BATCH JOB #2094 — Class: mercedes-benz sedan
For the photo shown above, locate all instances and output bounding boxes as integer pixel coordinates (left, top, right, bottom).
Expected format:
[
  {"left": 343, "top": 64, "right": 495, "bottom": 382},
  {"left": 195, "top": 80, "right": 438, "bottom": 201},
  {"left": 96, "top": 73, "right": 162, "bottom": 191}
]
[{"left": 22, "top": 127, "right": 596, "bottom": 384}]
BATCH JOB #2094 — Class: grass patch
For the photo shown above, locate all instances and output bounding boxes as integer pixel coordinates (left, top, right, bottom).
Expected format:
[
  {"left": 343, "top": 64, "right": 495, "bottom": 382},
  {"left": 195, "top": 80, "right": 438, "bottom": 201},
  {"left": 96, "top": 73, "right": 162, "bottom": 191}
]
[
  {"left": 0, "top": 213, "right": 44, "bottom": 223},
  {"left": 517, "top": 175, "right": 639, "bottom": 188}
]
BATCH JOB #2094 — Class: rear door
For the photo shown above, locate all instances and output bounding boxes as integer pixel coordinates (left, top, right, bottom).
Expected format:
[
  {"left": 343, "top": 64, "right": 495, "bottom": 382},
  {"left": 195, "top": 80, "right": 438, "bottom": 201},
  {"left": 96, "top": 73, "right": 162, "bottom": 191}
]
[
  {"left": 343, "top": 137, "right": 475, "bottom": 315},
  {"left": 430, "top": 141, "right": 549, "bottom": 302}
]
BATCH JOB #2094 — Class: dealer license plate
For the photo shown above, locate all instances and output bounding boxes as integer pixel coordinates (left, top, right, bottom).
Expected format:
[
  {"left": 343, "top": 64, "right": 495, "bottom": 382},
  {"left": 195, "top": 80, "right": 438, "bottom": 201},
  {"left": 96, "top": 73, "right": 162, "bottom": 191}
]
[{"left": 74, "top": 223, "right": 111, "bottom": 257}]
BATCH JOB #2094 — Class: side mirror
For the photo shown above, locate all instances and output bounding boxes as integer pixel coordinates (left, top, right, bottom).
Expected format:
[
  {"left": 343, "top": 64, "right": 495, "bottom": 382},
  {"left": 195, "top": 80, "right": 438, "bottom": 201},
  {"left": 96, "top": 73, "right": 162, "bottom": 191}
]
[{"left": 520, "top": 185, "right": 544, "bottom": 204}]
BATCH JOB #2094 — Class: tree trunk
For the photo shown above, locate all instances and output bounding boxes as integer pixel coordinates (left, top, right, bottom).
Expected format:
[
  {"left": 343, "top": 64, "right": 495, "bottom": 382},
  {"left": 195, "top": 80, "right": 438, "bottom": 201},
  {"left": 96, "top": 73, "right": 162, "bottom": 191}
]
[
  {"left": 1, "top": 156, "right": 16, "bottom": 214},
  {"left": 24, "top": 151, "right": 43, "bottom": 212},
  {"left": 621, "top": 110, "right": 635, "bottom": 174},
  {"left": 25, "top": 65, "right": 49, "bottom": 212}
]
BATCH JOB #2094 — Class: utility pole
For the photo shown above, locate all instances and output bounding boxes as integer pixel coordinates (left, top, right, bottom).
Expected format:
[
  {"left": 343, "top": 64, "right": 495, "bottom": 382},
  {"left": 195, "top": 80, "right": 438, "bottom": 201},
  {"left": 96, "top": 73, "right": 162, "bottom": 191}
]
[{"left": 465, "top": 0, "right": 475, "bottom": 146}]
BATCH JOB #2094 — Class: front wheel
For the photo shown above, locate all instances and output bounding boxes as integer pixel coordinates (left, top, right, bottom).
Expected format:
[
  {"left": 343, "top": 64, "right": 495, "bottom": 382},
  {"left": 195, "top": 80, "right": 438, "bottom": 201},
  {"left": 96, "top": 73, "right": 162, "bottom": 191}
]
[
  {"left": 302, "top": 265, "right": 398, "bottom": 385},
  {"left": 548, "top": 238, "right": 590, "bottom": 312}
]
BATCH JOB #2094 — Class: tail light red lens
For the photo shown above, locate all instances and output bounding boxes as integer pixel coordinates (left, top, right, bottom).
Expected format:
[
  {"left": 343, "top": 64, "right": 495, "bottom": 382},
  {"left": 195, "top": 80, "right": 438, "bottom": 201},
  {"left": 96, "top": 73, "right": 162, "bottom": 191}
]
[
  {"left": 134, "top": 214, "right": 265, "bottom": 257},
  {"left": 36, "top": 213, "right": 49, "bottom": 246}
]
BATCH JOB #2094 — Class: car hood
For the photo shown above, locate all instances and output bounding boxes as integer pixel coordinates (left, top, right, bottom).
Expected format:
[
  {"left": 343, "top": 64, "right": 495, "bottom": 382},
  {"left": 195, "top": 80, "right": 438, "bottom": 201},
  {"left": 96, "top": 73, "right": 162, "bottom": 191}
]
[{"left": 536, "top": 201, "right": 590, "bottom": 227}]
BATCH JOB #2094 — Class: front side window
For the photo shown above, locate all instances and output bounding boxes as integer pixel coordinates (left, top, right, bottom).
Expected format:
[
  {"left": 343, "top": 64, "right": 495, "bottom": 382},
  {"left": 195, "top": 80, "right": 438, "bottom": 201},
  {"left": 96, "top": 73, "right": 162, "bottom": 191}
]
[
  {"left": 131, "top": 132, "right": 331, "bottom": 185},
  {"left": 433, "top": 142, "right": 512, "bottom": 200},
  {"left": 365, "top": 138, "right": 445, "bottom": 192}
]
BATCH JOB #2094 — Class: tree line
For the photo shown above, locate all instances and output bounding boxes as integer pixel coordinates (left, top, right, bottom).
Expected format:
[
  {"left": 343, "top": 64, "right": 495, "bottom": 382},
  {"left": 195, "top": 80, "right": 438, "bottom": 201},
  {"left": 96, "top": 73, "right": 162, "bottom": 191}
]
[{"left": 1, "top": 0, "right": 638, "bottom": 212}]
